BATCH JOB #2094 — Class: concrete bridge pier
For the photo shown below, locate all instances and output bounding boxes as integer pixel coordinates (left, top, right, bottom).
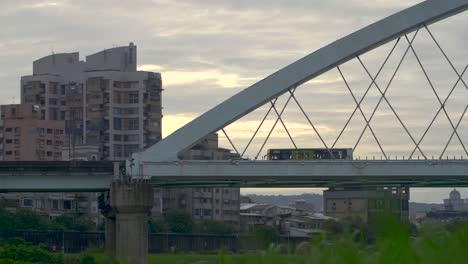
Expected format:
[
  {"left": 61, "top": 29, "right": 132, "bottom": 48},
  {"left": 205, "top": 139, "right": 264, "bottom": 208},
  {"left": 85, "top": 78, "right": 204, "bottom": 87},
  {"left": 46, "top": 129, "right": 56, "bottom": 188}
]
[{"left": 109, "top": 178, "right": 153, "bottom": 264}]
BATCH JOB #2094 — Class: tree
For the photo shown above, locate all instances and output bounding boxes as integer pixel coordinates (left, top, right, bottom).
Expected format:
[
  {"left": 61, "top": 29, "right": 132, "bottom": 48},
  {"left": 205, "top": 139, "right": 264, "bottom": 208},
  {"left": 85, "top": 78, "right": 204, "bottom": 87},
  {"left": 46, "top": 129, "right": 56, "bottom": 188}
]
[
  {"left": 148, "top": 218, "right": 167, "bottom": 233},
  {"left": 254, "top": 225, "right": 279, "bottom": 249},
  {"left": 10, "top": 208, "right": 50, "bottom": 231},
  {"left": 163, "top": 210, "right": 193, "bottom": 233},
  {"left": 52, "top": 212, "right": 94, "bottom": 231}
]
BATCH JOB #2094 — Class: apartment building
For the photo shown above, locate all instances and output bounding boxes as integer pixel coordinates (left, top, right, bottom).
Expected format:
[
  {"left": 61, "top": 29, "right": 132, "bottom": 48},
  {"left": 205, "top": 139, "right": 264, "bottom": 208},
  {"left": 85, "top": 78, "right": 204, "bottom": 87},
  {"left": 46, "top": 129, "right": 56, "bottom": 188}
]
[
  {"left": 152, "top": 134, "right": 241, "bottom": 225},
  {"left": 0, "top": 43, "right": 160, "bottom": 226},
  {"left": 0, "top": 104, "right": 102, "bottom": 224},
  {"left": 21, "top": 43, "right": 162, "bottom": 160},
  {"left": 0, "top": 104, "right": 64, "bottom": 161}
]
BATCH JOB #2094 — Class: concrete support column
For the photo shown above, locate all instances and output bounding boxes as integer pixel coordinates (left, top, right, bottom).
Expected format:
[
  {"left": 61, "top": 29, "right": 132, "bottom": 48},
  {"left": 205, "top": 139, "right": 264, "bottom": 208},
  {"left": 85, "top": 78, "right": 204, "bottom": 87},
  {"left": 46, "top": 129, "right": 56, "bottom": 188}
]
[
  {"left": 111, "top": 179, "right": 153, "bottom": 264},
  {"left": 104, "top": 216, "right": 116, "bottom": 257}
]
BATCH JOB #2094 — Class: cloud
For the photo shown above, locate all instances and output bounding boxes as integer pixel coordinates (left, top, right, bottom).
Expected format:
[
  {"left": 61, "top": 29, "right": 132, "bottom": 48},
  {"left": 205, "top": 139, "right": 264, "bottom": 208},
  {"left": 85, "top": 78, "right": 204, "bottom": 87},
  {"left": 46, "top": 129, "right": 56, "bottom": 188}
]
[
  {"left": 1, "top": 0, "right": 467, "bottom": 202},
  {"left": 138, "top": 64, "right": 258, "bottom": 88}
]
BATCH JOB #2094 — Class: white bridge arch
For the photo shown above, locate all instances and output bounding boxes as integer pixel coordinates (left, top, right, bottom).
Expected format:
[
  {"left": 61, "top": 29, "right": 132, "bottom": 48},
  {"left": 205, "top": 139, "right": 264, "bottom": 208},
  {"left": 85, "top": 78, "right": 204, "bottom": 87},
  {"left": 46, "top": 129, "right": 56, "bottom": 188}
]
[{"left": 129, "top": 0, "right": 468, "bottom": 186}]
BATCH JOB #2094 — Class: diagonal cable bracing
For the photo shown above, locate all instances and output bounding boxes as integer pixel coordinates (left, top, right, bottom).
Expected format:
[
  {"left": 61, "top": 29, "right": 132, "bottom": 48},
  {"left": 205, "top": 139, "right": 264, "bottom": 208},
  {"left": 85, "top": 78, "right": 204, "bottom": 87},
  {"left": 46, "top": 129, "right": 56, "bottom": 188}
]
[
  {"left": 409, "top": 65, "right": 468, "bottom": 159},
  {"left": 352, "top": 29, "right": 427, "bottom": 159},
  {"left": 288, "top": 89, "right": 336, "bottom": 159},
  {"left": 222, "top": 128, "right": 241, "bottom": 157},
  {"left": 337, "top": 66, "right": 388, "bottom": 159},
  {"left": 357, "top": 54, "right": 427, "bottom": 160},
  {"left": 255, "top": 88, "right": 297, "bottom": 160},
  {"left": 424, "top": 25, "right": 468, "bottom": 90},
  {"left": 331, "top": 38, "right": 401, "bottom": 151},
  {"left": 404, "top": 35, "right": 468, "bottom": 157},
  {"left": 270, "top": 101, "right": 298, "bottom": 149},
  {"left": 440, "top": 105, "right": 468, "bottom": 158},
  {"left": 241, "top": 98, "right": 279, "bottom": 157}
]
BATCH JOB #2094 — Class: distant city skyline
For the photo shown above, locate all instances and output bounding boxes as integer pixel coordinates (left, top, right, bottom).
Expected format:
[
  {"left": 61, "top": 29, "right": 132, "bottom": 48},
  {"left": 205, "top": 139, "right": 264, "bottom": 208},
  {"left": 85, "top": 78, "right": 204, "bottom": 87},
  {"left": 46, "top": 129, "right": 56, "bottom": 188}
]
[{"left": 0, "top": 0, "right": 467, "bottom": 203}]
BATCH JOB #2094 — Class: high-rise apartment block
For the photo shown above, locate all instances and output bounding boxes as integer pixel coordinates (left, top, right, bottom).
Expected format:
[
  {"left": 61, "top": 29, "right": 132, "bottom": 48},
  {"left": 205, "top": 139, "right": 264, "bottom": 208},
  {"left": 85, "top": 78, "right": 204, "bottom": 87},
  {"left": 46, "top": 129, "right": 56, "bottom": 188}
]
[
  {"left": 0, "top": 104, "right": 64, "bottom": 161},
  {"left": 20, "top": 43, "right": 162, "bottom": 160}
]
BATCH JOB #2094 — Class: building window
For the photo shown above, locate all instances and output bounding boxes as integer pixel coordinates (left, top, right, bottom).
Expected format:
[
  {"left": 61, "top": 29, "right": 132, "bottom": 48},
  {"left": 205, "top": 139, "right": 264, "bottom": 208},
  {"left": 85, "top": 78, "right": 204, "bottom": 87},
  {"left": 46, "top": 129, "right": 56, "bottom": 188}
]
[
  {"left": 127, "top": 107, "right": 139, "bottom": 115},
  {"left": 23, "top": 199, "right": 33, "bottom": 207},
  {"left": 5, "top": 151, "right": 12, "bottom": 155},
  {"left": 203, "top": 209, "right": 212, "bottom": 216},
  {"left": 51, "top": 200, "right": 59, "bottom": 210},
  {"left": 127, "top": 119, "right": 139, "bottom": 130},
  {"left": 114, "top": 134, "right": 122, "bottom": 141},
  {"left": 14, "top": 127, "right": 20, "bottom": 134},
  {"left": 14, "top": 139, "right": 20, "bottom": 144},
  {"left": 5, "top": 128, "right": 12, "bottom": 132},
  {"left": 113, "top": 118, "right": 122, "bottom": 130},
  {"left": 5, "top": 139, "right": 12, "bottom": 144},
  {"left": 55, "top": 129, "right": 63, "bottom": 135},
  {"left": 55, "top": 141, "right": 63, "bottom": 146},
  {"left": 128, "top": 92, "right": 139, "bottom": 104},
  {"left": 47, "top": 129, "right": 53, "bottom": 134},
  {"left": 47, "top": 140, "right": 52, "bottom": 145},
  {"left": 47, "top": 151, "right": 52, "bottom": 157},
  {"left": 123, "top": 134, "right": 139, "bottom": 142},
  {"left": 63, "top": 200, "right": 72, "bottom": 210}
]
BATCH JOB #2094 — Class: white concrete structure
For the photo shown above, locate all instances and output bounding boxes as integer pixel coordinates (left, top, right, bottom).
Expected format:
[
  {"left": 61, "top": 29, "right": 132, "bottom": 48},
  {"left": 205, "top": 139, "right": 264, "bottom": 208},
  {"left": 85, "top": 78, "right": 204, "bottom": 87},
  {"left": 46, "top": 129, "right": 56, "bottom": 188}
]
[{"left": 132, "top": 0, "right": 468, "bottom": 176}]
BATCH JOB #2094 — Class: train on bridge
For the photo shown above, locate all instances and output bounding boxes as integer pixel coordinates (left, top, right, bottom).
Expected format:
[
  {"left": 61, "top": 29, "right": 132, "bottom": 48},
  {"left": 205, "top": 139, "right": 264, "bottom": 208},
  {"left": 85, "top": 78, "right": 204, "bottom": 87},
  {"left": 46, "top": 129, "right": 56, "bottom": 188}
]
[{"left": 266, "top": 148, "right": 353, "bottom": 160}]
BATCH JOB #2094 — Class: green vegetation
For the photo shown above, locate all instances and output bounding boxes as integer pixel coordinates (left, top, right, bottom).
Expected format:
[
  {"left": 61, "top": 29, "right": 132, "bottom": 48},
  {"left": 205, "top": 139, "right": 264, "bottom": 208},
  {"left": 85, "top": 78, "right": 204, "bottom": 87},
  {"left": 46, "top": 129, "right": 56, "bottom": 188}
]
[
  {"left": 0, "top": 206, "right": 96, "bottom": 236},
  {"left": 1, "top": 218, "right": 468, "bottom": 263},
  {"left": 149, "top": 210, "right": 238, "bottom": 235}
]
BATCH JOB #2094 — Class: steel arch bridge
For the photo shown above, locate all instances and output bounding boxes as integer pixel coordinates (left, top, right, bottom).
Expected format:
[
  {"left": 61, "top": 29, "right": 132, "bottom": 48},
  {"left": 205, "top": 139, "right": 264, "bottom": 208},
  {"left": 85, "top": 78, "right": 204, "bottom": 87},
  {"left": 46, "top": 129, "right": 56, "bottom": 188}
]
[{"left": 131, "top": 0, "right": 468, "bottom": 188}]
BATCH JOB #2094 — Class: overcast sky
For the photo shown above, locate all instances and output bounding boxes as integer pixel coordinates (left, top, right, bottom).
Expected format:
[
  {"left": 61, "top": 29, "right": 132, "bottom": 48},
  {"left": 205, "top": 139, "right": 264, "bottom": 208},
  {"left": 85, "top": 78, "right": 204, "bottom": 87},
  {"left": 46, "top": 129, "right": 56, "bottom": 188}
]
[{"left": 0, "top": 0, "right": 467, "bottom": 203}]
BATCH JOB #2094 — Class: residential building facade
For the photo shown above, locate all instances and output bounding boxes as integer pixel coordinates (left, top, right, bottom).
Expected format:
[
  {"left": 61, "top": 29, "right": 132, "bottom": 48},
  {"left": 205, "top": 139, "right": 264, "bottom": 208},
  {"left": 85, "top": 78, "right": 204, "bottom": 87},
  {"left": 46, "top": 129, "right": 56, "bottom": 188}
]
[
  {"left": 1, "top": 43, "right": 162, "bottom": 227},
  {"left": 323, "top": 187, "right": 409, "bottom": 223},
  {"left": 0, "top": 104, "right": 64, "bottom": 161},
  {"left": 20, "top": 43, "right": 162, "bottom": 160}
]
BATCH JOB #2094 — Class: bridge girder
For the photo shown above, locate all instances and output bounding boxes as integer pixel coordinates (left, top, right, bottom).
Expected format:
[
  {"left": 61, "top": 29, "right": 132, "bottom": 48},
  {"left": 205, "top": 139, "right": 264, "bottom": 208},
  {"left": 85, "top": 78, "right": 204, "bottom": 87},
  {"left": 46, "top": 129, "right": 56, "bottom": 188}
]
[{"left": 141, "top": 160, "right": 468, "bottom": 188}]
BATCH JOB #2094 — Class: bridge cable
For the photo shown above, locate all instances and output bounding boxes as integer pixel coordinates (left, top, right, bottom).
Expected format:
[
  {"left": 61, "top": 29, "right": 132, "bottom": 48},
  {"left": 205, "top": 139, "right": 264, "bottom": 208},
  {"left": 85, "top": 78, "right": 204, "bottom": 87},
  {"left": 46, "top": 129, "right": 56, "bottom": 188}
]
[
  {"left": 255, "top": 88, "right": 297, "bottom": 160},
  {"left": 408, "top": 64, "right": 468, "bottom": 159},
  {"left": 331, "top": 37, "right": 401, "bottom": 151},
  {"left": 424, "top": 25, "right": 468, "bottom": 90},
  {"left": 337, "top": 66, "right": 388, "bottom": 160},
  {"left": 440, "top": 105, "right": 468, "bottom": 158},
  {"left": 221, "top": 128, "right": 241, "bottom": 157},
  {"left": 353, "top": 29, "right": 428, "bottom": 160},
  {"left": 357, "top": 55, "right": 426, "bottom": 160},
  {"left": 270, "top": 101, "right": 298, "bottom": 149},
  {"left": 404, "top": 35, "right": 468, "bottom": 157},
  {"left": 287, "top": 89, "right": 336, "bottom": 159},
  {"left": 241, "top": 98, "right": 279, "bottom": 157}
]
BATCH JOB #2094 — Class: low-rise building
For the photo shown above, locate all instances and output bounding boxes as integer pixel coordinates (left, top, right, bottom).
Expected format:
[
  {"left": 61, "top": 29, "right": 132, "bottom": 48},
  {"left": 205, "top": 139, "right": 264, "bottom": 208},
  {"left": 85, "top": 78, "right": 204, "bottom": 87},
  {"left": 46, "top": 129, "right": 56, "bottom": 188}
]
[
  {"left": 323, "top": 187, "right": 409, "bottom": 223},
  {"left": 240, "top": 202, "right": 334, "bottom": 236}
]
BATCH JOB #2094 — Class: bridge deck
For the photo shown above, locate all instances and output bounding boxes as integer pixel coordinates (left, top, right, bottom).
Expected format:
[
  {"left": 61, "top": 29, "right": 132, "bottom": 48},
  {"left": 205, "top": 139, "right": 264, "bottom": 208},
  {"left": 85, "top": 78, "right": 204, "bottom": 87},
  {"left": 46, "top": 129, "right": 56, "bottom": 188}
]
[
  {"left": 1, "top": 160, "right": 467, "bottom": 192},
  {"left": 0, "top": 161, "right": 116, "bottom": 192},
  {"left": 142, "top": 160, "right": 468, "bottom": 188}
]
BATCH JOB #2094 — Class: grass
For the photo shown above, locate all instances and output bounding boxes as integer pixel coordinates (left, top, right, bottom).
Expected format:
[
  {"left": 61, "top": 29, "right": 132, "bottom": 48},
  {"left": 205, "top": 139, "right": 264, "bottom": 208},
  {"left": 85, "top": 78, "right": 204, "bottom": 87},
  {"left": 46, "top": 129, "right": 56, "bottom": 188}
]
[
  {"left": 89, "top": 218, "right": 468, "bottom": 264},
  {"left": 4, "top": 217, "right": 468, "bottom": 263}
]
